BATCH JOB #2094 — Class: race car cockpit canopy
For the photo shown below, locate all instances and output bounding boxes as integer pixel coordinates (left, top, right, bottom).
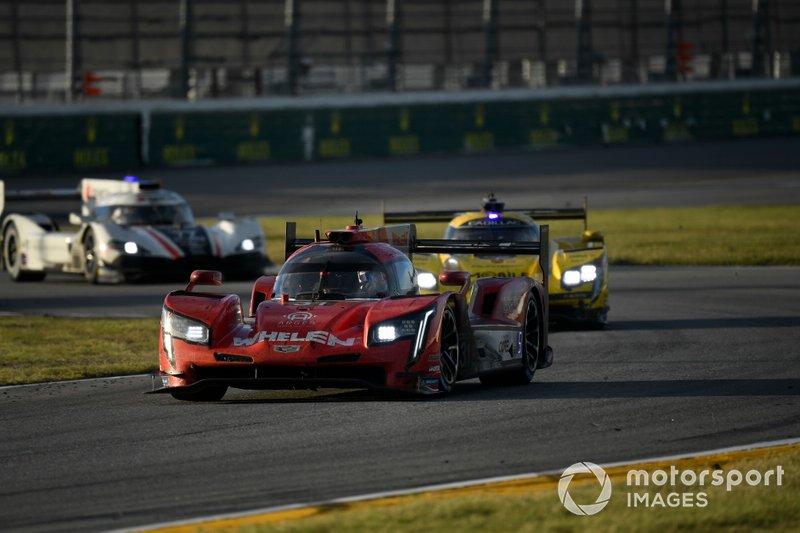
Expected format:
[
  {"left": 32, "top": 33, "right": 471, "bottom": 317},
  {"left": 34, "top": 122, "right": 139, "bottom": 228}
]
[
  {"left": 274, "top": 243, "right": 417, "bottom": 300},
  {"left": 445, "top": 214, "right": 540, "bottom": 242},
  {"left": 93, "top": 191, "right": 194, "bottom": 226}
]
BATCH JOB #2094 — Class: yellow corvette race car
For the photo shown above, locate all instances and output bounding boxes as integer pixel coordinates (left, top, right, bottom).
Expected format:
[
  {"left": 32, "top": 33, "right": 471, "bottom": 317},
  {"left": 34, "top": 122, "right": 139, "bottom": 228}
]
[{"left": 385, "top": 194, "right": 609, "bottom": 326}]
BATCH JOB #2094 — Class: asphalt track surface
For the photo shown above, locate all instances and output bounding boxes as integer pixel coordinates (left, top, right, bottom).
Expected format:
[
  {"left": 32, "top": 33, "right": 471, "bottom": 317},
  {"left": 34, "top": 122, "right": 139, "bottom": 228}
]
[
  {"left": 1, "top": 138, "right": 799, "bottom": 531},
  {"left": 2, "top": 137, "right": 800, "bottom": 219}
]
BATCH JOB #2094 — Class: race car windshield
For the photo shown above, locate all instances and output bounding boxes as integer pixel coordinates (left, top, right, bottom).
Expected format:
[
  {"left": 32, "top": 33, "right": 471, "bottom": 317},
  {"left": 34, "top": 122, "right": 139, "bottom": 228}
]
[
  {"left": 95, "top": 203, "right": 194, "bottom": 226},
  {"left": 275, "top": 250, "right": 391, "bottom": 300},
  {"left": 445, "top": 224, "right": 539, "bottom": 242}
]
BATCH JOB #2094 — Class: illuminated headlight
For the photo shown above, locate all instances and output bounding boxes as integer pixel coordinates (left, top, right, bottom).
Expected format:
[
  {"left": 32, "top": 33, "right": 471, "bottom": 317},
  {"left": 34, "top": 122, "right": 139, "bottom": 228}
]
[
  {"left": 444, "top": 257, "right": 460, "bottom": 269},
  {"left": 240, "top": 238, "right": 255, "bottom": 252},
  {"left": 162, "top": 307, "right": 210, "bottom": 345},
  {"left": 580, "top": 264, "right": 597, "bottom": 282},
  {"left": 124, "top": 241, "right": 138, "bottom": 254},
  {"left": 562, "top": 264, "right": 599, "bottom": 287},
  {"left": 417, "top": 271, "right": 438, "bottom": 290},
  {"left": 370, "top": 307, "right": 436, "bottom": 363},
  {"left": 376, "top": 325, "right": 399, "bottom": 342}
]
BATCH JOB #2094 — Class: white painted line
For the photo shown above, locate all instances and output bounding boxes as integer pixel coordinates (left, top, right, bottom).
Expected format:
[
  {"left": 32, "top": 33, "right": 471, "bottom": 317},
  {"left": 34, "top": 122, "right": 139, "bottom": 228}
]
[{"left": 117, "top": 436, "right": 800, "bottom": 533}]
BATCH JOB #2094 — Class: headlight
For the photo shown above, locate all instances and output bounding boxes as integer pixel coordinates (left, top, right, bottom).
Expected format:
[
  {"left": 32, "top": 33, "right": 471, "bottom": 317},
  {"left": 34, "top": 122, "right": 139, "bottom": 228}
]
[
  {"left": 238, "top": 237, "right": 261, "bottom": 252},
  {"left": 562, "top": 264, "right": 599, "bottom": 287},
  {"left": 416, "top": 271, "right": 438, "bottom": 290},
  {"left": 369, "top": 306, "right": 436, "bottom": 363},
  {"left": 108, "top": 240, "right": 145, "bottom": 255},
  {"left": 162, "top": 307, "right": 210, "bottom": 345},
  {"left": 444, "top": 257, "right": 461, "bottom": 269}
]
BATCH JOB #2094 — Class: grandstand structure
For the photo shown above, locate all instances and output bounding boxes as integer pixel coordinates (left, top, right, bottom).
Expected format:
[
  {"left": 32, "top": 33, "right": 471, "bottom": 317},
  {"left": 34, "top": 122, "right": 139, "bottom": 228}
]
[{"left": 0, "top": 0, "right": 797, "bottom": 101}]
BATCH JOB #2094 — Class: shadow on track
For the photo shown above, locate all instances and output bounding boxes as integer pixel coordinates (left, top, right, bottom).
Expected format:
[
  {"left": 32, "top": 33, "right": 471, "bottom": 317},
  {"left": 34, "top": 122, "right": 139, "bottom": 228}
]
[
  {"left": 607, "top": 316, "right": 800, "bottom": 331},
  {"left": 198, "top": 378, "right": 798, "bottom": 404}
]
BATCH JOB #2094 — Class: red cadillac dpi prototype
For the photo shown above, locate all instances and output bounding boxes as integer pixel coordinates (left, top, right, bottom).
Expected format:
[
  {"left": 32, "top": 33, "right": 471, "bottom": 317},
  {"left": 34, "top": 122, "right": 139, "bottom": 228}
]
[{"left": 150, "top": 222, "right": 553, "bottom": 401}]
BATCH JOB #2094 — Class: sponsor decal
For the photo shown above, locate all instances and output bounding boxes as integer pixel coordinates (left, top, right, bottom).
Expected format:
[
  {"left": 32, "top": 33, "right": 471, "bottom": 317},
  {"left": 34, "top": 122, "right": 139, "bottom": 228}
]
[
  {"left": 473, "top": 271, "right": 521, "bottom": 278},
  {"left": 234, "top": 330, "right": 357, "bottom": 347},
  {"left": 428, "top": 365, "right": 441, "bottom": 373},
  {"left": 278, "top": 311, "right": 317, "bottom": 327}
]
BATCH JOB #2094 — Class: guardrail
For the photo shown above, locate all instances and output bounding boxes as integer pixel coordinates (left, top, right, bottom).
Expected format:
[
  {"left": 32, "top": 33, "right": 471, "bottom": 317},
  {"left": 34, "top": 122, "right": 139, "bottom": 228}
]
[{"left": 1, "top": 79, "right": 799, "bottom": 174}]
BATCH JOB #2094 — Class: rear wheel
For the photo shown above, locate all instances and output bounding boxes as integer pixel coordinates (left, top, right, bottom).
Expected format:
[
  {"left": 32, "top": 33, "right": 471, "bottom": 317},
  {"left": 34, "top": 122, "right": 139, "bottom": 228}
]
[
  {"left": 480, "top": 293, "right": 543, "bottom": 386},
  {"left": 437, "top": 307, "right": 459, "bottom": 393},
  {"left": 170, "top": 385, "right": 228, "bottom": 402},
  {"left": 3, "top": 223, "right": 45, "bottom": 282}
]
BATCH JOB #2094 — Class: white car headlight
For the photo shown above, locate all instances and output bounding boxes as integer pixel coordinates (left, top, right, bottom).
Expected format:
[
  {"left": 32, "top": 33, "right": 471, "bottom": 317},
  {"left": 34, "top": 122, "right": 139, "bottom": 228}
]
[
  {"left": 562, "top": 270, "right": 582, "bottom": 287},
  {"left": 444, "top": 257, "right": 461, "bottom": 269},
  {"left": 240, "top": 238, "right": 255, "bottom": 252},
  {"left": 580, "top": 264, "right": 597, "bottom": 283},
  {"left": 369, "top": 307, "right": 436, "bottom": 363},
  {"left": 124, "top": 241, "right": 138, "bottom": 254},
  {"left": 162, "top": 307, "right": 210, "bottom": 345},
  {"left": 417, "top": 271, "right": 438, "bottom": 290},
  {"left": 562, "top": 264, "right": 599, "bottom": 287}
]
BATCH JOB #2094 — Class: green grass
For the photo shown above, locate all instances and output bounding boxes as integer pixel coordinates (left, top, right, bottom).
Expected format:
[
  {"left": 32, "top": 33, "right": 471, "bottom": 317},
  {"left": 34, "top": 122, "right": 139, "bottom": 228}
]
[
  {"left": 0, "top": 316, "right": 159, "bottom": 385},
  {"left": 189, "top": 445, "right": 800, "bottom": 533},
  {"left": 261, "top": 204, "right": 800, "bottom": 267}
]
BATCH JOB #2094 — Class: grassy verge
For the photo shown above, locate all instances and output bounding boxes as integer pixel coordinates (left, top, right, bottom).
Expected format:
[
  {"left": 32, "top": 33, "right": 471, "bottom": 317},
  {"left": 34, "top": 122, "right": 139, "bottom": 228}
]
[
  {"left": 0, "top": 316, "right": 159, "bottom": 385},
  {"left": 260, "top": 205, "right": 800, "bottom": 267},
  {"left": 148, "top": 443, "right": 799, "bottom": 533}
]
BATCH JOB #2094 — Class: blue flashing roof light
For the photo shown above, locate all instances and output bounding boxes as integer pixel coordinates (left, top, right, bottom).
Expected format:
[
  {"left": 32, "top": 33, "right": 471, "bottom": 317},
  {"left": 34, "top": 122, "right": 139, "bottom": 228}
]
[
  {"left": 123, "top": 176, "right": 140, "bottom": 182},
  {"left": 487, "top": 211, "right": 500, "bottom": 220}
]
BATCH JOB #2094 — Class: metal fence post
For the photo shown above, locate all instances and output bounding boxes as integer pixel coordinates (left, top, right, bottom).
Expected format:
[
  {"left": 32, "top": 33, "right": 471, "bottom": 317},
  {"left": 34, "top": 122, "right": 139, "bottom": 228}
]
[
  {"left": 482, "top": 0, "right": 499, "bottom": 88},
  {"left": 575, "top": 0, "right": 593, "bottom": 83},
  {"left": 179, "top": 0, "right": 194, "bottom": 99},
  {"left": 387, "top": 0, "right": 402, "bottom": 91},
  {"left": 285, "top": 0, "right": 301, "bottom": 95},
  {"left": 751, "top": 0, "right": 772, "bottom": 78},
  {"left": 65, "top": 0, "right": 81, "bottom": 102}
]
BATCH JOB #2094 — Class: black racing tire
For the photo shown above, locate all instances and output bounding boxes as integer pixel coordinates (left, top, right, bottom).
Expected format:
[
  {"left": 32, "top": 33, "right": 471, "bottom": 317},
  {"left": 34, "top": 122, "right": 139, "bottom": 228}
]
[
  {"left": 480, "top": 292, "right": 543, "bottom": 387},
  {"left": 170, "top": 385, "right": 228, "bottom": 402},
  {"left": 437, "top": 306, "right": 460, "bottom": 394},
  {"left": 3, "top": 223, "right": 46, "bottom": 282},
  {"left": 82, "top": 229, "right": 100, "bottom": 284}
]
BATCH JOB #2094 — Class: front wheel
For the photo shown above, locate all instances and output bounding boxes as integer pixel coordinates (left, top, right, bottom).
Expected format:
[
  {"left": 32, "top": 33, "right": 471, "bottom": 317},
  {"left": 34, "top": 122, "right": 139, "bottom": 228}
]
[
  {"left": 437, "top": 307, "right": 460, "bottom": 393},
  {"left": 3, "top": 223, "right": 46, "bottom": 282},
  {"left": 170, "top": 385, "right": 228, "bottom": 402},
  {"left": 82, "top": 229, "right": 100, "bottom": 283}
]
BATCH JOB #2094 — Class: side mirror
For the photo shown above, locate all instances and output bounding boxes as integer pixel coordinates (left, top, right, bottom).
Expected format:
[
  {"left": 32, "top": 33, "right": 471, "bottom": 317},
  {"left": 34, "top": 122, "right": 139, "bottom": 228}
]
[
  {"left": 69, "top": 212, "right": 88, "bottom": 225},
  {"left": 249, "top": 275, "right": 277, "bottom": 316},
  {"left": 185, "top": 270, "right": 223, "bottom": 292},
  {"left": 439, "top": 270, "right": 470, "bottom": 288},
  {"left": 582, "top": 230, "right": 605, "bottom": 244}
]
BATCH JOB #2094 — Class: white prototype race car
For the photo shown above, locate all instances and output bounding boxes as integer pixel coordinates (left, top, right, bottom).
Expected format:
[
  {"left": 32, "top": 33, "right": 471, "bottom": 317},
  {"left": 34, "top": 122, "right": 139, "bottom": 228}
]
[{"left": 0, "top": 177, "right": 268, "bottom": 283}]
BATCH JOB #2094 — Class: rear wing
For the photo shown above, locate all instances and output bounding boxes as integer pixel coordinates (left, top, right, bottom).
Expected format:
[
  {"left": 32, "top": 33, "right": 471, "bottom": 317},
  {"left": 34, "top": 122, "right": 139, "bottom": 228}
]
[
  {"left": 383, "top": 197, "right": 589, "bottom": 230},
  {"left": 0, "top": 179, "right": 80, "bottom": 217},
  {"left": 285, "top": 222, "right": 550, "bottom": 291}
]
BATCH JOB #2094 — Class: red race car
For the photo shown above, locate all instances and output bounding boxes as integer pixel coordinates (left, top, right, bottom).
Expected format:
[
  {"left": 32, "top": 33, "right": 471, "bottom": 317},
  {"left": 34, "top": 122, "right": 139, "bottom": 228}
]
[{"left": 150, "top": 221, "right": 553, "bottom": 401}]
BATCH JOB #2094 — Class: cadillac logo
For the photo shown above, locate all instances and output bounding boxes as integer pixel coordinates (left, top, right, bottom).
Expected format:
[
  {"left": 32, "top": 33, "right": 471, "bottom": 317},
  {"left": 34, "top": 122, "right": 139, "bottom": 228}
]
[{"left": 274, "top": 345, "right": 302, "bottom": 353}]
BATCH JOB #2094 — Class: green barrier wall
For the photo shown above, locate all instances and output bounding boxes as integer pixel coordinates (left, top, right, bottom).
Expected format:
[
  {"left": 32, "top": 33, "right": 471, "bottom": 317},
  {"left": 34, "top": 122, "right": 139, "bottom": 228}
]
[
  {"left": 2, "top": 81, "right": 799, "bottom": 174},
  {"left": 0, "top": 113, "right": 139, "bottom": 173}
]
